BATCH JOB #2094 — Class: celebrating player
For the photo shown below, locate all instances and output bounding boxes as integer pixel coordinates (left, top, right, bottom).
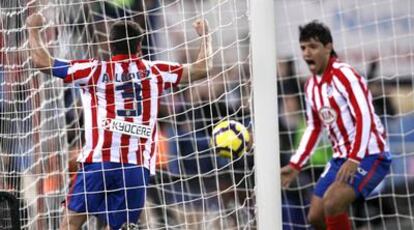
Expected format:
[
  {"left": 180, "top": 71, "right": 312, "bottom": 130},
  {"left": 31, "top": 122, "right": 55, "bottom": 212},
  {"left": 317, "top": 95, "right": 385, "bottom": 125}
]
[
  {"left": 26, "top": 13, "right": 212, "bottom": 230},
  {"left": 280, "top": 21, "right": 391, "bottom": 230}
]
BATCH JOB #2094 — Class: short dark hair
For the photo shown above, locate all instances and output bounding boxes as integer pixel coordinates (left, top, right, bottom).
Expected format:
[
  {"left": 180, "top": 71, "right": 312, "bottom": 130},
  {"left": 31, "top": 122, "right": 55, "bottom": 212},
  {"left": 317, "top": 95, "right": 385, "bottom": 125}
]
[
  {"left": 299, "top": 20, "right": 337, "bottom": 57},
  {"left": 110, "top": 20, "right": 144, "bottom": 55}
]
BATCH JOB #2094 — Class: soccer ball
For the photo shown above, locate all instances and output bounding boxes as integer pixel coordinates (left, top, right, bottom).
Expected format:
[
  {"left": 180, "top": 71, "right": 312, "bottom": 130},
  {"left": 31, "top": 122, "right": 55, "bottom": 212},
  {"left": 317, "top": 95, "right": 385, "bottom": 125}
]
[{"left": 211, "top": 120, "right": 251, "bottom": 158}]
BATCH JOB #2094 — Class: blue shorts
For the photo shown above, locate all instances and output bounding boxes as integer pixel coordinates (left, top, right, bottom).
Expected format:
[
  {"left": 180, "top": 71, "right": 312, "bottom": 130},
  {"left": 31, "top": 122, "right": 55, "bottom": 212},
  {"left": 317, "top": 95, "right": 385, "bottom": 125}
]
[
  {"left": 66, "top": 162, "right": 150, "bottom": 229},
  {"left": 314, "top": 152, "right": 391, "bottom": 199}
]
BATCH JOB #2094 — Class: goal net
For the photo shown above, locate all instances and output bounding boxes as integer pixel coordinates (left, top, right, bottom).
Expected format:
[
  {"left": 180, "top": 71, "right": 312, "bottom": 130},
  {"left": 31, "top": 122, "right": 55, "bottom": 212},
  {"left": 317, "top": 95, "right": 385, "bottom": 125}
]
[
  {"left": 276, "top": 0, "right": 414, "bottom": 229},
  {"left": 1, "top": 0, "right": 253, "bottom": 229}
]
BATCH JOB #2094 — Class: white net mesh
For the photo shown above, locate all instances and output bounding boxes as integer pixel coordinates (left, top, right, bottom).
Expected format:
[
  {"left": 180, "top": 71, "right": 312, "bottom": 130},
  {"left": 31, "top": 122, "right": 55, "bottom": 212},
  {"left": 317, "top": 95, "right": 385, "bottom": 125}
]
[
  {"left": 1, "top": 0, "right": 254, "bottom": 229},
  {"left": 277, "top": 0, "right": 414, "bottom": 229},
  {"left": 1, "top": 0, "right": 68, "bottom": 229}
]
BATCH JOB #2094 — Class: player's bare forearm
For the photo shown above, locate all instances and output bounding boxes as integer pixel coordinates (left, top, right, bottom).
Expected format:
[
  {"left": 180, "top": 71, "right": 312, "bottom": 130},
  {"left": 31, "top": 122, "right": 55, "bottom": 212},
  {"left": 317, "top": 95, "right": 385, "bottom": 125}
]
[
  {"left": 26, "top": 13, "right": 53, "bottom": 73},
  {"left": 192, "top": 33, "right": 213, "bottom": 79},
  {"left": 28, "top": 29, "right": 53, "bottom": 69},
  {"left": 181, "top": 19, "right": 213, "bottom": 83}
]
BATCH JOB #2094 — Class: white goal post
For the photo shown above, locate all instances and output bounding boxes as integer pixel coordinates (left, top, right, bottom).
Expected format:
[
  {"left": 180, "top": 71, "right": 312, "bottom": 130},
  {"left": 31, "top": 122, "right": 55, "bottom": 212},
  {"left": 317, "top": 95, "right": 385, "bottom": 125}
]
[{"left": 250, "top": 0, "right": 281, "bottom": 229}]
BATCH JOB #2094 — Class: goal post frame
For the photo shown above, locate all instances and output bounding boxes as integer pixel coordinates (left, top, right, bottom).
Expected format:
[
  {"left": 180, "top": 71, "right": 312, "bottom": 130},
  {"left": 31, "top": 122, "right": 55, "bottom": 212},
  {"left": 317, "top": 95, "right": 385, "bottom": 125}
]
[{"left": 250, "top": 0, "right": 281, "bottom": 229}]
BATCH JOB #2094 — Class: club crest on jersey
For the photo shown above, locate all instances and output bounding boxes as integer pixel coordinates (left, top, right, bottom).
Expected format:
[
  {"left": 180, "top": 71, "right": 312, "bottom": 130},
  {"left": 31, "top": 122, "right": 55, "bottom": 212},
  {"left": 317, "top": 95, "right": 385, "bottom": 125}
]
[
  {"left": 318, "top": 106, "right": 337, "bottom": 125},
  {"left": 102, "top": 118, "right": 152, "bottom": 139}
]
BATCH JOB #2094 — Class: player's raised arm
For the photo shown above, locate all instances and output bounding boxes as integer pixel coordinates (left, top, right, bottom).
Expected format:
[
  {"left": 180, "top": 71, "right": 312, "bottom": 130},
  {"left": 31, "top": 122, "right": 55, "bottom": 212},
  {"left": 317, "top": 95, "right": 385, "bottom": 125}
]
[
  {"left": 26, "top": 13, "right": 53, "bottom": 73},
  {"left": 27, "top": 13, "right": 98, "bottom": 85},
  {"left": 180, "top": 19, "right": 213, "bottom": 84}
]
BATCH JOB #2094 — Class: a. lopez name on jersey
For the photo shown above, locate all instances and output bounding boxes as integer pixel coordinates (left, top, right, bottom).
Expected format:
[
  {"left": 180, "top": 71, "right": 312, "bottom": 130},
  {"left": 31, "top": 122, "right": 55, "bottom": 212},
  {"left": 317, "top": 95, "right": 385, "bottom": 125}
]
[
  {"left": 102, "top": 69, "right": 150, "bottom": 83},
  {"left": 102, "top": 118, "right": 152, "bottom": 139}
]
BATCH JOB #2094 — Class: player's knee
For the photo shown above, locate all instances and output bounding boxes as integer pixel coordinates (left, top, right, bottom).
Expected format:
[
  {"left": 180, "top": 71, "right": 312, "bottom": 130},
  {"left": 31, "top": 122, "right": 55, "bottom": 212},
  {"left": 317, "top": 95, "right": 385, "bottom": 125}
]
[
  {"left": 323, "top": 193, "right": 349, "bottom": 215},
  {"left": 323, "top": 182, "right": 355, "bottom": 215},
  {"left": 323, "top": 188, "right": 340, "bottom": 214},
  {"left": 307, "top": 212, "right": 324, "bottom": 227},
  {"left": 322, "top": 196, "right": 338, "bottom": 214}
]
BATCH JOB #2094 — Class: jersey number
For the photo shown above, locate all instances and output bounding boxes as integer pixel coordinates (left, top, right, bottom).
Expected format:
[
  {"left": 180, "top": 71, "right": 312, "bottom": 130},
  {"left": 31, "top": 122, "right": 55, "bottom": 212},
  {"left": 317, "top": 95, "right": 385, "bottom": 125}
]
[{"left": 116, "top": 82, "right": 142, "bottom": 117}]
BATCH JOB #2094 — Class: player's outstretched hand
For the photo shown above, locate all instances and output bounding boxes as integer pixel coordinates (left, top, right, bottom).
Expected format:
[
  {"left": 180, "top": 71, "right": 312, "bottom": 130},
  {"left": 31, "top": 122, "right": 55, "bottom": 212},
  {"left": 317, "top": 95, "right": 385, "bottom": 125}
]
[
  {"left": 193, "top": 19, "right": 209, "bottom": 36},
  {"left": 26, "top": 13, "right": 45, "bottom": 29},
  {"left": 281, "top": 164, "right": 300, "bottom": 189}
]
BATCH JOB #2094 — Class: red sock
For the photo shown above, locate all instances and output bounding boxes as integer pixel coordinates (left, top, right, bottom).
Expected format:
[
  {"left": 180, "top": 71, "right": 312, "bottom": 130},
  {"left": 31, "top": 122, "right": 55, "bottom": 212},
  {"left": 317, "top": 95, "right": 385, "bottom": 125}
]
[{"left": 325, "top": 212, "right": 351, "bottom": 230}]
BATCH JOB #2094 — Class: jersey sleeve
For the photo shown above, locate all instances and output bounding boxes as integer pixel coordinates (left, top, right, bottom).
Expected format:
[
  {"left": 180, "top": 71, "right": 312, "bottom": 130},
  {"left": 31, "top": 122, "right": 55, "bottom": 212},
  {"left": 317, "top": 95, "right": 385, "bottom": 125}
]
[
  {"left": 52, "top": 59, "right": 99, "bottom": 86},
  {"left": 152, "top": 61, "right": 184, "bottom": 89},
  {"left": 333, "top": 67, "right": 372, "bottom": 163},
  {"left": 289, "top": 81, "right": 322, "bottom": 171}
]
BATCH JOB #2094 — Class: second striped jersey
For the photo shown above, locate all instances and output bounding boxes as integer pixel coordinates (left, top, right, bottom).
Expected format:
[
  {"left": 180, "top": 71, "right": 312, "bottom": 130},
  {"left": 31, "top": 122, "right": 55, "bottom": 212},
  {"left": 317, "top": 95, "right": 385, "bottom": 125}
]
[{"left": 290, "top": 57, "right": 389, "bottom": 170}]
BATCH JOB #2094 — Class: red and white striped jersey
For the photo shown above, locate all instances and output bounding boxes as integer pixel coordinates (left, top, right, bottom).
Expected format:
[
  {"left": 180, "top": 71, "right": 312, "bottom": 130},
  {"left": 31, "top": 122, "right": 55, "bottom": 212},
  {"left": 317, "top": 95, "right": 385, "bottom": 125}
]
[
  {"left": 54, "top": 54, "right": 183, "bottom": 174},
  {"left": 290, "top": 57, "right": 389, "bottom": 170}
]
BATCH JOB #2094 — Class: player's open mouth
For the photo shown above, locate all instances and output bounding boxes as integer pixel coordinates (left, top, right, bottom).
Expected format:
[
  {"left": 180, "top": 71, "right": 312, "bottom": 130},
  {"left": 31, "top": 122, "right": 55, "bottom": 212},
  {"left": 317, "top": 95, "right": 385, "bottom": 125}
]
[{"left": 305, "top": 60, "right": 315, "bottom": 65}]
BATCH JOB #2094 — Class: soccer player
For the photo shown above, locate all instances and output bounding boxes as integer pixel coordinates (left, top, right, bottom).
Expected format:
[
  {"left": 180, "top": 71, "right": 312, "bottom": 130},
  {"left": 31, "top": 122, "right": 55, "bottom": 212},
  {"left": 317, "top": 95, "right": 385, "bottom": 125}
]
[
  {"left": 280, "top": 21, "right": 392, "bottom": 230},
  {"left": 26, "top": 13, "right": 212, "bottom": 229}
]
